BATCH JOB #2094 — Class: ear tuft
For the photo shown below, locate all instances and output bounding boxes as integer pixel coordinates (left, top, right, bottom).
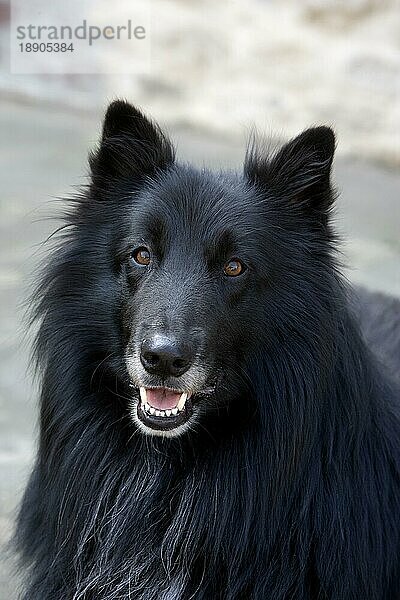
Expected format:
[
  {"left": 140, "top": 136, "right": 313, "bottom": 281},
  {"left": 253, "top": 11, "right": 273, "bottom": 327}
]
[
  {"left": 245, "top": 126, "right": 336, "bottom": 214},
  {"left": 101, "top": 99, "right": 144, "bottom": 140},
  {"left": 89, "top": 99, "right": 175, "bottom": 184},
  {"left": 291, "top": 126, "right": 335, "bottom": 165}
]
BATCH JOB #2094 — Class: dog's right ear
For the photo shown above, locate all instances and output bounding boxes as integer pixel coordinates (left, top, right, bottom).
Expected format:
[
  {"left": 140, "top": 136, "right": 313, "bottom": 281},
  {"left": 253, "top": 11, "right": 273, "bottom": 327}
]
[
  {"left": 89, "top": 100, "right": 175, "bottom": 183},
  {"left": 244, "top": 126, "right": 335, "bottom": 217}
]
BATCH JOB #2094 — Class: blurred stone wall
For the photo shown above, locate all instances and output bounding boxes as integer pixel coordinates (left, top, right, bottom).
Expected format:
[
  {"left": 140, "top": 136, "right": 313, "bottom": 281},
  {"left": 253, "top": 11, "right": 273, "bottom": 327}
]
[{"left": 1, "top": 0, "right": 399, "bottom": 166}]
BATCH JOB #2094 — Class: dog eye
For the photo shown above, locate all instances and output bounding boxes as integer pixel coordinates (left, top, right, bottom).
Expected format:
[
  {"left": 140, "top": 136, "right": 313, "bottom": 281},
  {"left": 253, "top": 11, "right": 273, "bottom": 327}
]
[
  {"left": 223, "top": 259, "right": 245, "bottom": 277},
  {"left": 131, "top": 247, "right": 151, "bottom": 266}
]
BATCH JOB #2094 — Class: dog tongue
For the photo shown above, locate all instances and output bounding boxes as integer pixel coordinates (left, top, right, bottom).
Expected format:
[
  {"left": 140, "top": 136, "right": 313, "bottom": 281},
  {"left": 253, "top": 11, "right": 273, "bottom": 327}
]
[{"left": 146, "top": 388, "right": 181, "bottom": 410}]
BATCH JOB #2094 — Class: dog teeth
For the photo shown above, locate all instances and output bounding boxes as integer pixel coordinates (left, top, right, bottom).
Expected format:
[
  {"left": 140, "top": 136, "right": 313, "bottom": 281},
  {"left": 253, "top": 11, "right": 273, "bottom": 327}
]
[
  {"left": 177, "top": 393, "right": 187, "bottom": 411},
  {"left": 139, "top": 388, "right": 190, "bottom": 418},
  {"left": 140, "top": 393, "right": 189, "bottom": 418},
  {"left": 139, "top": 387, "right": 147, "bottom": 404}
]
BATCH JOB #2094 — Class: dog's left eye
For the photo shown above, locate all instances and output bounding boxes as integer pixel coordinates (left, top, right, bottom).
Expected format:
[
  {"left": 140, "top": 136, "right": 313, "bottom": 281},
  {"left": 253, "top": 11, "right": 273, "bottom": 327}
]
[
  {"left": 131, "top": 247, "right": 151, "bottom": 266},
  {"left": 223, "top": 259, "right": 245, "bottom": 277}
]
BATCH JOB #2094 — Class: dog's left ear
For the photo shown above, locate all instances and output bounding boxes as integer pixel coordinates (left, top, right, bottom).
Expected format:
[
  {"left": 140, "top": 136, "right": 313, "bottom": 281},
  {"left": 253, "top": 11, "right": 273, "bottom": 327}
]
[
  {"left": 89, "top": 100, "right": 174, "bottom": 183},
  {"left": 245, "top": 126, "right": 335, "bottom": 214}
]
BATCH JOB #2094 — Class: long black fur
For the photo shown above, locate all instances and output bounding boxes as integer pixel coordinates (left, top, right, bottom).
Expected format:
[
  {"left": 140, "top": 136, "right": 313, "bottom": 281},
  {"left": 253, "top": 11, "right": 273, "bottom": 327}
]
[{"left": 15, "top": 101, "right": 400, "bottom": 599}]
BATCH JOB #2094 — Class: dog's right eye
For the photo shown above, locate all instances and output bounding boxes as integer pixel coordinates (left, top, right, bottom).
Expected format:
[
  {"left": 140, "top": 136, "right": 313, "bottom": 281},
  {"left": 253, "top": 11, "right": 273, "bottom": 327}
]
[
  {"left": 223, "top": 258, "right": 245, "bottom": 277},
  {"left": 131, "top": 247, "right": 151, "bottom": 266}
]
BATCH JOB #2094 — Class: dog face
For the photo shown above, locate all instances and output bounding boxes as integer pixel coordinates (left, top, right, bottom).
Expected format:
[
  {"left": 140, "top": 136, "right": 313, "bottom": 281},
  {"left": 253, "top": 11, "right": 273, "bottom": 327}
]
[
  {"left": 88, "top": 101, "right": 335, "bottom": 437},
  {"left": 120, "top": 168, "right": 273, "bottom": 437}
]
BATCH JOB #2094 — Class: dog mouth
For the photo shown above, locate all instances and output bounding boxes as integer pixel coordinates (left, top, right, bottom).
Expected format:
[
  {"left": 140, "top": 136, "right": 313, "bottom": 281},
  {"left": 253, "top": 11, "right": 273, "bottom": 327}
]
[{"left": 135, "top": 386, "right": 193, "bottom": 432}]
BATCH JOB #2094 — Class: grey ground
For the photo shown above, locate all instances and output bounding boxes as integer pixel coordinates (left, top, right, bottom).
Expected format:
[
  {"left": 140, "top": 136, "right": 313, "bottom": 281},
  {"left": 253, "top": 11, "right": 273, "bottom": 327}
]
[{"left": 0, "top": 99, "right": 399, "bottom": 598}]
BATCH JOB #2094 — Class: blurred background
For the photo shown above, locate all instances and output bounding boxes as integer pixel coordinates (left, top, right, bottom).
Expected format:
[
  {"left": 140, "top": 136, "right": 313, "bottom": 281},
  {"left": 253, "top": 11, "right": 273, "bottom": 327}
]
[{"left": 0, "top": 0, "right": 399, "bottom": 596}]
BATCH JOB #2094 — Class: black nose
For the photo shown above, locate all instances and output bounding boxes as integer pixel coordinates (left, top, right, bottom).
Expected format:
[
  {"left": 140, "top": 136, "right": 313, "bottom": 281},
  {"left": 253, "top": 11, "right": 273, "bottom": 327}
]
[{"left": 140, "top": 335, "right": 193, "bottom": 377}]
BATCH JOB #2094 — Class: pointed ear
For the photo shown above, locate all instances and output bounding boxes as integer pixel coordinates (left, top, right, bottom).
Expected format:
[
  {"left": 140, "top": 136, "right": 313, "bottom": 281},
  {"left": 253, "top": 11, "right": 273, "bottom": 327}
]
[
  {"left": 245, "top": 126, "right": 336, "bottom": 213},
  {"left": 89, "top": 100, "right": 174, "bottom": 183}
]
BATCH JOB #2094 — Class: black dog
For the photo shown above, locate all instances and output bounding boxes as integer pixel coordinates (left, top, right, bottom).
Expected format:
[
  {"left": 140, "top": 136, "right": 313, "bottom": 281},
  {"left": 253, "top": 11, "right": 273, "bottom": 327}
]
[{"left": 15, "top": 101, "right": 400, "bottom": 599}]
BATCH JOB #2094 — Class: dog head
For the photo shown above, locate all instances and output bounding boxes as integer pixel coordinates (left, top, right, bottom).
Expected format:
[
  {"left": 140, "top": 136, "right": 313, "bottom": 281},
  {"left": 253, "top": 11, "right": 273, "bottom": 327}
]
[{"left": 87, "top": 100, "right": 335, "bottom": 437}]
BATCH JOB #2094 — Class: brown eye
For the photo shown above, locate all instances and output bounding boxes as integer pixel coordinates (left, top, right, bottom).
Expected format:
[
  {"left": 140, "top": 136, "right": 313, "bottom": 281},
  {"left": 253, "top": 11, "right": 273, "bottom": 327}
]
[
  {"left": 223, "top": 259, "right": 245, "bottom": 277},
  {"left": 131, "top": 247, "right": 151, "bottom": 266}
]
